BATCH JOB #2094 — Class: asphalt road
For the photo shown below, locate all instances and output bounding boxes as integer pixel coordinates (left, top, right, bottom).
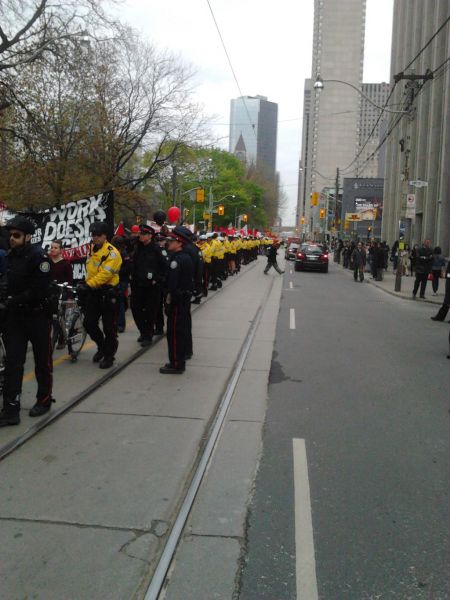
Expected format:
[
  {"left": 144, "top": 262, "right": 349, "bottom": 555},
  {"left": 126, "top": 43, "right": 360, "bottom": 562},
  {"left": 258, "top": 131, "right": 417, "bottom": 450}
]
[{"left": 238, "top": 262, "right": 450, "bottom": 600}]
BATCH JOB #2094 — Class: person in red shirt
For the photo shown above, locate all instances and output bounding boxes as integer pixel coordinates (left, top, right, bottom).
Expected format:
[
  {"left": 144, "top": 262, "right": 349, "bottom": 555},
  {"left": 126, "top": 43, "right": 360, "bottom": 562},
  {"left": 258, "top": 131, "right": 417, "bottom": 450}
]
[{"left": 49, "top": 240, "right": 73, "bottom": 285}]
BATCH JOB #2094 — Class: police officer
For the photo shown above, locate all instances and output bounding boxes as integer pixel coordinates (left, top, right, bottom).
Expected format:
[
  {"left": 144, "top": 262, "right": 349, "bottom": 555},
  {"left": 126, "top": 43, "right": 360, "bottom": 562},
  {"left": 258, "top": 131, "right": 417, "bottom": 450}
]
[
  {"left": 80, "top": 222, "right": 122, "bottom": 369},
  {"left": 0, "top": 216, "right": 54, "bottom": 426},
  {"left": 130, "top": 223, "right": 168, "bottom": 346},
  {"left": 160, "top": 229, "right": 193, "bottom": 374}
]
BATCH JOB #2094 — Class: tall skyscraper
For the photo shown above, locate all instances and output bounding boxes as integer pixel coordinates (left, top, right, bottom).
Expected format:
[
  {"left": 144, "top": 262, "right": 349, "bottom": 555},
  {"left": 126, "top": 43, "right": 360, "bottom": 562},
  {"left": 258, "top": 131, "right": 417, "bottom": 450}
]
[
  {"left": 382, "top": 0, "right": 449, "bottom": 253},
  {"left": 357, "top": 83, "right": 391, "bottom": 178},
  {"left": 298, "top": 0, "right": 366, "bottom": 235},
  {"left": 229, "top": 95, "right": 278, "bottom": 179}
]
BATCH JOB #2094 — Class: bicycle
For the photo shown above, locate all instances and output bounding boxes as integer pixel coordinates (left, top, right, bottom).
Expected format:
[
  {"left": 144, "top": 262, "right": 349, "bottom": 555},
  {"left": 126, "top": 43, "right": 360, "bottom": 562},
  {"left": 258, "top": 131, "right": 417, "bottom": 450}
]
[{"left": 51, "top": 283, "right": 87, "bottom": 362}]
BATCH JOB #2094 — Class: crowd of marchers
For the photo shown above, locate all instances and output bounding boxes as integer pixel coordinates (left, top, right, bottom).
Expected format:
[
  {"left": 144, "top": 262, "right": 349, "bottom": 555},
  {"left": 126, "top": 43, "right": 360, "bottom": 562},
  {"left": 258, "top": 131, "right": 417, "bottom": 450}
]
[
  {"left": 330, "top": 237, "right": 450, "bottom": 358},
  {"left": 0, "top": 212, "right": 272, "bottom": 428}
]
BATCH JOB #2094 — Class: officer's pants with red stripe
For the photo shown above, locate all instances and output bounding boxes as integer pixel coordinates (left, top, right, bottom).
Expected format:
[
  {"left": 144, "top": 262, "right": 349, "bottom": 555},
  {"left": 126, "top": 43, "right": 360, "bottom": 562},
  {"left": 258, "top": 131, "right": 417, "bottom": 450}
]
[
  {"left": 2, "top": 311, "right": 53, "bottom": 412},
  {"left": 166, "top": 298, "right": 190, "bottom": 370}
]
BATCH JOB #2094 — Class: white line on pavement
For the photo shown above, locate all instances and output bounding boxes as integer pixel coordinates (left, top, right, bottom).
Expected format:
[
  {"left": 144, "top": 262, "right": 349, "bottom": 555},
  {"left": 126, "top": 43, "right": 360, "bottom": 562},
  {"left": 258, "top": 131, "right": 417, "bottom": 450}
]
[
  {"left": 290, "top": 269, "right": 293, "bottom": 275},
  {"left": 289, "top": 281, "right": 293, "bottom": 289},
  {"left": 290, "top": 308, "right": 296, "bottom": 329},
  {"left": 293, "top": 438, "right": 319, "bottom": 600}
]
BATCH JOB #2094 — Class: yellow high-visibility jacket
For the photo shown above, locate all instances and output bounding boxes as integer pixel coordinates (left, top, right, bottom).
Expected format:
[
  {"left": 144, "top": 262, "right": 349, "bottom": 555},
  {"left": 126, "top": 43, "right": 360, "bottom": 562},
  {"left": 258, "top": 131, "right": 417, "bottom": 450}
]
[
  {"left": 86, "top": 241, "right": 122, "bottom": 288},
  {"left": 198, "top": 242, "right": 212, "bottom": 264}
]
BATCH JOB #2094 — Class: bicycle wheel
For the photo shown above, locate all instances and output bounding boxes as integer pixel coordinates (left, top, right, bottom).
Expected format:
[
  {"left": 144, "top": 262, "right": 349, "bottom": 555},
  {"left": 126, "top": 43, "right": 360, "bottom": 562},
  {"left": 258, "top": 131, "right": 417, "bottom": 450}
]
[
  {"left": 67, "top": 310, "right": 87, "bottom": 361},
  {"left": 0, "top": 335, "right": 5, "bottom": 391},
  {"left": 51, "top": 318, "right": 63, "bottom": 352}
]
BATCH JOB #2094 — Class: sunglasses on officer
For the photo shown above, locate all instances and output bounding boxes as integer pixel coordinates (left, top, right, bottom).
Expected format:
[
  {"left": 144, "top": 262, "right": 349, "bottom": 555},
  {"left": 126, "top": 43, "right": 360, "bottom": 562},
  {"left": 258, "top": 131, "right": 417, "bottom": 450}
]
[{"left": 9, "top": 231, "right": 24, "bottom": 239}]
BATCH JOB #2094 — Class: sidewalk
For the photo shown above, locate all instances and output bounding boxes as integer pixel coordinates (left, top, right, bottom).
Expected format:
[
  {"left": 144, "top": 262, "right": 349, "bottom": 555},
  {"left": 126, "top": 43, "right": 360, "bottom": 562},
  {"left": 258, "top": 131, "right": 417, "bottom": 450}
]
[
  {"left": 0, "top": 257, "right": 283, "bottom": 600},
  {"left": 337, "top": 262, "right": 444, "bottom": 306}
]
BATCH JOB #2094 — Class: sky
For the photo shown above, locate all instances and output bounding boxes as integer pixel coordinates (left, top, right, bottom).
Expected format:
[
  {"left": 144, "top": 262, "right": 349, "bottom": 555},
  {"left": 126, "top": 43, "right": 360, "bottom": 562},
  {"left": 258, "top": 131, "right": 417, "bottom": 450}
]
[{"left": 116, "top": 0, "right": 395, "bottom": 225}]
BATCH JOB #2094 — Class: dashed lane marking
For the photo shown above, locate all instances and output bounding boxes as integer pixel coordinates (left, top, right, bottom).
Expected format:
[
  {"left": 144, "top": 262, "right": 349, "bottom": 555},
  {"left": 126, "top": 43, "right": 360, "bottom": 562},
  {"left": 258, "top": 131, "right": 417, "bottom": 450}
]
[
  {"left": 293, "top": 438, "right": 319, "bottom": 600},
  {"left": 289, "top": 281, "right": 293, "bottom": 289},
  {"left": 290, "top": 308, "right": 296, "bottom": 330}
]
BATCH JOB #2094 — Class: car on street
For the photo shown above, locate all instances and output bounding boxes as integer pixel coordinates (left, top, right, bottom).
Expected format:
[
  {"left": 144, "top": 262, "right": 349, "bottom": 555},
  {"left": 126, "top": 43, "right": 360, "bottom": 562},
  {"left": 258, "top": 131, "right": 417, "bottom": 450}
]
[
  {"left": 295, "top": 243, "right": 329, "bottom": 273},
  {"left": 285, "top": 242, "right": 300, "bottom": 260}
]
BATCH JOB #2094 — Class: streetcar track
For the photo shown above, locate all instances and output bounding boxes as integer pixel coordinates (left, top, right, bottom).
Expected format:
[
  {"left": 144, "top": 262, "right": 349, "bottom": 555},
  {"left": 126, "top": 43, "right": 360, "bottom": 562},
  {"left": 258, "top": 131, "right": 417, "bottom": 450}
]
[
  {"left": 0, "top": 260, "right": 260, "bottom": 462},
  {"left": 143, "top": 274, "right": 276, "bottom": 600}
]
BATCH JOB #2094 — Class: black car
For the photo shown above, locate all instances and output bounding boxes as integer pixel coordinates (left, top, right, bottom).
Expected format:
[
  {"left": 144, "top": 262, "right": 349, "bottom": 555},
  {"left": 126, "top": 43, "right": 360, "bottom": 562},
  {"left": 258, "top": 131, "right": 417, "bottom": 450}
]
[{"left": 295, "top": 244, "right": 329, "bottom": 273}]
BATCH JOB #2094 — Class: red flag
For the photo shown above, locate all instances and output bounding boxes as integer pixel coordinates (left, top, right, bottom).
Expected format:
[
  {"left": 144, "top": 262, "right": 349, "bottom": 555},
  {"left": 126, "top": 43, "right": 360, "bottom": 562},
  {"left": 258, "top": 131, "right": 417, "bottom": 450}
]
[{"left": 115, "top": 222, "right": 125, "bottom": 236}]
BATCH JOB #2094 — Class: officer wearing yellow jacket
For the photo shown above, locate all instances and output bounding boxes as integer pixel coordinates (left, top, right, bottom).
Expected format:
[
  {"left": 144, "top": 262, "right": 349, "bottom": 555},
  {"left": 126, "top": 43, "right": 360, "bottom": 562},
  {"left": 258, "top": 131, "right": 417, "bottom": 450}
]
[{"left": 81, "top": 221, "right": 122, "bottom": 369}]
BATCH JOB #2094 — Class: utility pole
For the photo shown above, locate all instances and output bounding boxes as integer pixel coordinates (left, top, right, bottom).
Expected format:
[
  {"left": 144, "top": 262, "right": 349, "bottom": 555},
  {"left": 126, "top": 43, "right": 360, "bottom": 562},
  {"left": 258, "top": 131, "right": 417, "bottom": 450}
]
[{"left": 335, "top": 167, "right": 340, "bottom": 238}]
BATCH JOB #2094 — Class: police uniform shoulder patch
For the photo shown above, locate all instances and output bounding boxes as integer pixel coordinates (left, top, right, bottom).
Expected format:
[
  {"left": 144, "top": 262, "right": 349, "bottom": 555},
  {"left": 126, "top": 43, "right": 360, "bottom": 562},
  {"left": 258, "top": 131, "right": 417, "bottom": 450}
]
[
  {"left": 170, "top": 260, "right": 178, "bottom": 269},
  {"left": 40, "top": 261, "right": 50, "bottom": 273}
]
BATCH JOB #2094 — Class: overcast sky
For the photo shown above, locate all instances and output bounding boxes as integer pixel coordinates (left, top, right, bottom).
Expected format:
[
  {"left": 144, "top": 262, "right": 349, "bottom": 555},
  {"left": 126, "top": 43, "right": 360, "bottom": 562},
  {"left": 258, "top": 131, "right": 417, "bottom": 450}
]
[{"left": 117, "top": 0, "right": 395, "bottom": 225}]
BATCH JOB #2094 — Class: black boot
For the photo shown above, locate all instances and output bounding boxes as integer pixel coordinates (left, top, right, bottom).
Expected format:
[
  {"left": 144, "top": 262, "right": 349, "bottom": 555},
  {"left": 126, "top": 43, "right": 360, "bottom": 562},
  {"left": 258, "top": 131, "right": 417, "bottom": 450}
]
[
  {"left": 99, "top": 356, "right": 115, "bottom": 369},
  {"left": 92, "top": 348, "right": 104, "bottom": 363},
  {"left": 0, "top": 408, "right": 20, "bottom": 427},
  {"left": 159, "top": 363, "right": 185, "bottom": 374},
  {"left": 29, "top": 398, "right": 55, "bottom": 417}
]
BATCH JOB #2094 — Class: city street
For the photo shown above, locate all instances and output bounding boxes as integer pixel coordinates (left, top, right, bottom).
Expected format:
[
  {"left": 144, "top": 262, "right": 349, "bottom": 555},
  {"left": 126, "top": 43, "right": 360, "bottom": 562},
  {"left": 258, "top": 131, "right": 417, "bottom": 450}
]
[{"left": 238, "top": 261, "right": 450, "bottom": 600}]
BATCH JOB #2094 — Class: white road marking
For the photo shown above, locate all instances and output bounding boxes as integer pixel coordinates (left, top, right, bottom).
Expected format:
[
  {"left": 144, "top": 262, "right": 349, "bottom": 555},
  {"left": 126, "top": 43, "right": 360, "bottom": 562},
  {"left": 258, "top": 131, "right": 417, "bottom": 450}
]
[
  {"left": 290, "top": 308, "right": 296, "bottom": 329},
  {"left": 290, "top": 281, "right": 293, "bottom": 289},
  {"left": 290, "top": 269, "right": 293, "bottom": 275},
  {"left": 293, "top": 438, "right": 319, "bottom": 600}
]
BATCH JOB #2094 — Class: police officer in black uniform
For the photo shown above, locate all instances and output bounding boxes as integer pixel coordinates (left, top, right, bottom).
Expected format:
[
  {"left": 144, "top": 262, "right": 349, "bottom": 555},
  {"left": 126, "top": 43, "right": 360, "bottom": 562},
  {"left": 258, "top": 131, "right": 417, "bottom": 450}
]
[
  {"left": 160, "top": 229, "right": 194, "bottom": 374},
  {"left": 130, "top": 223, "right": 168, "bottom": 346},
  {"left": 175, "top": 226, "right": 203, "bottom": 359},
  {"left": 0, "top": 216, "right": 54, "bottom": 426}
]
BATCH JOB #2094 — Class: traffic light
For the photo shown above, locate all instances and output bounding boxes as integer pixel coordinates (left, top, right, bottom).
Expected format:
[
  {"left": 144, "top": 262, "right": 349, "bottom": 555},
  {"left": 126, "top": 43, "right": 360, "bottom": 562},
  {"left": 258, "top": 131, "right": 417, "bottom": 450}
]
[
  {"left": 217, "top": 204, "right": 225, "bottom": 216},
  {"left": 242, "top": 214, "right": 248, "bottom": 223},
  {"left": 300, "top": 216, "right": 305, "bottom": 224},
  {"left": 367, "top": 226, "right": 372, "bottom": 234},
  {"left": 319, "top": 208, "right": 325, "bottom": 219},
  {"left": 184, "top": 208, "right": 190, "bottom": 217},
  {"left": 195, "top": 188, "right": 205, "bottom": 202}
]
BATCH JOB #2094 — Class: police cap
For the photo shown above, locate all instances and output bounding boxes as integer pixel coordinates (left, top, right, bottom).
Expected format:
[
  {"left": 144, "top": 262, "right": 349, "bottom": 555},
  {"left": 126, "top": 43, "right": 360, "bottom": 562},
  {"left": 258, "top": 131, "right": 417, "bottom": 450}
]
[
  {"left": 172, "top": 226, "right": 193, "bottom": 244},
  {"left": 140, "top": 223, "right": 155, "bottom": 235},
  {"left": 5, "top": 215, "right": 35, "bottom": 235},
  {"left": 89, "top": 221, "right": 108, "bottom": 236}
]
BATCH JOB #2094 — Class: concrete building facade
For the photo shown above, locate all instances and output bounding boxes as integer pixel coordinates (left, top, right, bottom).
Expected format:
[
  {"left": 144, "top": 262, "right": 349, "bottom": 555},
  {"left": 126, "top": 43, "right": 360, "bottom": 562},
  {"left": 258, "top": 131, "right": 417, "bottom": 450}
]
[
  {"left": 229, "top": 95, "right": 278, "bottom": 179},
  {"left": 382, "top": 0, "right": 450, "bottom": 254},
  {"left": 300, "top": 0, "right": 366, "bottom": 236},
  {"left": 296, "top": 79, "right": 312, "bottom": 231},
  {"left": 357, "top": 83, "right": 391, "bottom": 178}
]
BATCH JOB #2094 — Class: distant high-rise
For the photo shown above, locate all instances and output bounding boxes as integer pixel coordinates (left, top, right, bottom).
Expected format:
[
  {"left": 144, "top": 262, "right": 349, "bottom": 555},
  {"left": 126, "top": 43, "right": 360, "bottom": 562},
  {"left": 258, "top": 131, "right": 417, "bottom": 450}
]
[
  {"left": 357, "top": 83, "right": 391, "bottom": 178},
  {"left": 298, "top": 0, "right": 366, "bottom": 235},
  {"left": 229, "top": 95, "right": 278, "bottom": 179}
]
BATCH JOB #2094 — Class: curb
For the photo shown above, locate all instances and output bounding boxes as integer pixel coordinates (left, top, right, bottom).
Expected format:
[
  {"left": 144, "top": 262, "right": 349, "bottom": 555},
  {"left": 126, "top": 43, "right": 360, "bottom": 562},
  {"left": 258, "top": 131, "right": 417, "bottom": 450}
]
[{"left": 336, "top": 264, "right": 442, "bottom": 305}]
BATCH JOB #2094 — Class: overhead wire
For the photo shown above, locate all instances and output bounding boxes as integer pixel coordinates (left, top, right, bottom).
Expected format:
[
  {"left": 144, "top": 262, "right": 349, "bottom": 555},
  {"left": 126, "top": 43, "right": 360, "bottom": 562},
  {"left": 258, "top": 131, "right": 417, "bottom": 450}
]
[
  {"left": 344, "top": 58, "right": 450, "bottom": 176},
  {"left": 205, "top": 0, "right": 257, "bottom": 138},
  {"left": 337, "top": 15, "right": 450, "bottom": 176}
]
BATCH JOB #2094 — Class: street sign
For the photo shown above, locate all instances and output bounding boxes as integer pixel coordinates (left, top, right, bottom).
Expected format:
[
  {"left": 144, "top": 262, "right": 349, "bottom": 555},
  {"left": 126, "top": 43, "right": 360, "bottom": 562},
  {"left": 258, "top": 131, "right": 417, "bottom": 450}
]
[
  {"left": 345, "top": 213, "right": 361, "bottom": 221},
  {"left": 409, "top": 180, "right": 428, "bottom": 188}
]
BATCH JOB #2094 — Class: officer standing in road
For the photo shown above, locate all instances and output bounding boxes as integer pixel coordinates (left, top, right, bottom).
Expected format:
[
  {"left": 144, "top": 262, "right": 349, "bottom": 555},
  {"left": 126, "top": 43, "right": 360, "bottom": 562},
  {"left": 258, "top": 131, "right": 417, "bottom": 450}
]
[
  {"left": 130, "top": 223, "right": 168, "bottom": 346},
  {"left": 0, "top": 216, "right": 54, "bottom": 426},
  {"left": 80, "top": 222, "right": 122, "bottom": 369},
  {"left": 160, "top": 229, "right": 194, "bottom": 374}
]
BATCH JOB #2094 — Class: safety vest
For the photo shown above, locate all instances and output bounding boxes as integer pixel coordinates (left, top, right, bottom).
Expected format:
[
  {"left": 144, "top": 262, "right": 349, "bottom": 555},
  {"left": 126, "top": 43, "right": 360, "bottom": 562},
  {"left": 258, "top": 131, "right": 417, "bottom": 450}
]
[{"left": 86, "top": 241, "right": 122, "bottom": 288}]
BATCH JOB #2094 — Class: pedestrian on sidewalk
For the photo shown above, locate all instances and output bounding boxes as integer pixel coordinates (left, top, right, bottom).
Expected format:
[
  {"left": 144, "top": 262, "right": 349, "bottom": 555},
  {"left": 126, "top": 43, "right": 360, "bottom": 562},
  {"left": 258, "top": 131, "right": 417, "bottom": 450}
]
[
  {"left": 0, "top": 216, "right": 54, "bottom": 426},
  {"left": 160, "top": 229, "right": 193, "bottom": 374},
  {"left": 410, "top": 244, "right": 419, "bottom": 278},
  {"left": 111, "top": 235, "right": 131, "bottom": 334},
  {"left": 431, "top": 247, "right": 445, "bottom": 295},
  {"left": 431, "top": 261, "right": 450, "bottom": 322},
  {"left": 351, "top": 242, "right": 367, "bottom": 282},
  {"left": 373, "top": 241, "right": 385, "bottom": 281},
  {"left": 412, "top": 240, "right": 433, "bottom": 299},
  {"left": 264, "top": 242, "right": 284, "bottom": 275},
  {"left": 390, "top": 241, "right": 399, "bottom": 272},
  {"left": 130, "top": 224, "right": 168, "bottom": 347},
  {"left": 401, "top": 244, "right": 410, "bottom": 276}
]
